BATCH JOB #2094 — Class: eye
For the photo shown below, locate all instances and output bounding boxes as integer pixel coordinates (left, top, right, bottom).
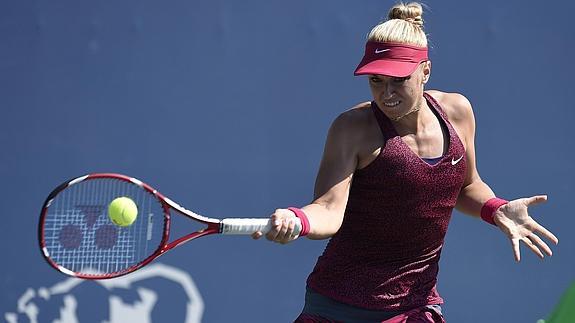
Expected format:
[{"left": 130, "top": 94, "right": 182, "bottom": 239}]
[
  {"left": 392, "top": 76, "right": 409, "bottom": 83},
  {"left": 369, "top": 76, "right": 382, "bottom": 83}
]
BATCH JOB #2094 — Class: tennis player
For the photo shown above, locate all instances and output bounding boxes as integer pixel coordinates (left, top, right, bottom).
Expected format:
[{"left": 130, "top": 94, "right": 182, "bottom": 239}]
[{"left": 253, "top": 2, "right": 559, "bottom": 322}]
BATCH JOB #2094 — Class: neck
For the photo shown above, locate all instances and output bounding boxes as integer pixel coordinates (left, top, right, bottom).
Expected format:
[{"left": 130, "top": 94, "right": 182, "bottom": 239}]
[{"left": 390, "top": 95, "right": 431, "bottom": 134}]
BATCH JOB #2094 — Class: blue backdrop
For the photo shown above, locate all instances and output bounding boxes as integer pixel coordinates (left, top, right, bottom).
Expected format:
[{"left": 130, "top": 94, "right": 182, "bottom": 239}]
[{"left": 1, "top": 0, "right": 573, "bottom": 322}]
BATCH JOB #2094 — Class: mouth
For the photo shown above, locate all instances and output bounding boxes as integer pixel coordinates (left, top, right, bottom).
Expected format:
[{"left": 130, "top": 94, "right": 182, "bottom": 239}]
[{"left": 382, "top": 101, "right": 401, "bottom": 108}]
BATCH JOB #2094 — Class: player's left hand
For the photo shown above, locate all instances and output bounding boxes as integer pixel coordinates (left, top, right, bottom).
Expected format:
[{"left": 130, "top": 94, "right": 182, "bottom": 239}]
[{"left": 493, "top": 195, "right": 559, "bottom": 262}]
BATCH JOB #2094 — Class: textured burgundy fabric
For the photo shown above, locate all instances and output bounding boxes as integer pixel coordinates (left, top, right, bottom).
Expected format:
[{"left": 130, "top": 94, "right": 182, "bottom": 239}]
[
  {"left": 294, "top": 305, "right": 445, "bottom": 323},
  {"left": 381, "top": 305, "right": 446, "bottom": 323},
  {"left": 306, "top": 93, "right": 467, "bottom": 311},
  {"left": 294, "top": 314, "right": 341, "bottom": 323}
]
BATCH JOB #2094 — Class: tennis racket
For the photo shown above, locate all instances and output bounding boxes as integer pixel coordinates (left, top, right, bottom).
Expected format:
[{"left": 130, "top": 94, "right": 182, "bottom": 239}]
[{"left": 39, "top": 173, "right": 301, "bottom": 279}]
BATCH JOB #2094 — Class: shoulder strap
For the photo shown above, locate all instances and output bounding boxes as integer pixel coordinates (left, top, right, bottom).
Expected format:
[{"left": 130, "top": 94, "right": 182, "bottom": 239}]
[
  {"left": 423, "top": 92, "right": 449, "bottom": 121},
  {"left": 370, "top": 101, "right": 397, "bottom": 140}
]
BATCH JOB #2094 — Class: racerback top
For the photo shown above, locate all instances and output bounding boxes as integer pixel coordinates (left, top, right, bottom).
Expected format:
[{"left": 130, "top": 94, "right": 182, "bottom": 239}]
[{"left": 306, "top": 92, "right": 468, "bottom": 311}]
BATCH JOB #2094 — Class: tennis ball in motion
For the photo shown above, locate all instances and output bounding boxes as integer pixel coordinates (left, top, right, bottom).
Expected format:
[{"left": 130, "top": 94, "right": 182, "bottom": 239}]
[{"left": 108, "top": 197, "right": 138, "bottom": 227}]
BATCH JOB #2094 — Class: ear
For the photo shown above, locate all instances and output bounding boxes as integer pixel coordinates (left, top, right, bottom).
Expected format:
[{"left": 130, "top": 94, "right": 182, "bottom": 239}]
[{"left": 422, "top": 61, "right": 431, "bottom": 84}]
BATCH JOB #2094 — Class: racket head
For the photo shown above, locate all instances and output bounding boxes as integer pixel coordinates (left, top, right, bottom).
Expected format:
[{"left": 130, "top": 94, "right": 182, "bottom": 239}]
[{"left": 39, "top": 173, "right": 171, "bottom": 279}]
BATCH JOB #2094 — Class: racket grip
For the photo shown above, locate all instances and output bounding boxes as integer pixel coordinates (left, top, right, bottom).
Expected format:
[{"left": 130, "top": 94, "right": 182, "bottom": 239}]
[{"left": 221, "top": 218, "right": 302, "bottom": 236}]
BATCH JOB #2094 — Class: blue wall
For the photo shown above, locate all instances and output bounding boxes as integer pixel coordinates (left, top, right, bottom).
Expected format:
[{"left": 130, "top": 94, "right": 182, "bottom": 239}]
[{"left": 1, "top": 1, "right": 573, "bottom": 322}]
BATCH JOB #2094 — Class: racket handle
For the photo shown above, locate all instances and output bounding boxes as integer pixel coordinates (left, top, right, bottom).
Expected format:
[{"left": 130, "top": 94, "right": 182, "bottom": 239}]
[{"left": 220, "top": 218, "right": 302, "bottom": 236}]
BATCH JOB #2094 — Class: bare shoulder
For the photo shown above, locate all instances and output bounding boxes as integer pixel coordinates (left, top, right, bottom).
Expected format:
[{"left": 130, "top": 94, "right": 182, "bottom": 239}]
[
  {"left": 330, "top": 101, "right": 374, "bottom": 136},
  {"left": 425, "top": 90, "right": 474, "bottom": 125},
  {"left": 337, "top": 101, "right": 373, "bottom": 122},
  {"left": 324, "top": 101, "right": 376, "bottom": 158}
]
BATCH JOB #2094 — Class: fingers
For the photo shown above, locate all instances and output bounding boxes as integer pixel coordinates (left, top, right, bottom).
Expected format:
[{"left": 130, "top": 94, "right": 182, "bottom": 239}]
[
  {"left": 525, "top": 195, "right": 548, "bottom": 206},
  {"left": 510, "top": 232, "right": 556, "bottom": 262},
  {"left": 511, "top": 238, "right": 521, "bottom": 262},
  {"left": 266, "top": 218, "right": 298, "bottom": 243},
  {"left": 527, "top": 234, "right": 552, "bottom": 257},
  {"left": 510, "top": 238, "right": 545, "bottom": 262},
  {"left": 284, "top": 218, "right": 298, "bottom": 243},
  {"left": 251, "top": 231, "right": 263, "bottom": 240},
  {"left": 522, "top": 236, "right": 545, "bottom": 259},
  {"left": 534, "top": 222, "right": 559, "bottom": 245},
  {"left": 521, "top": 196, "right": 556, "bottom": 244},
  {"left": 265, "top": 209, "right": 299, "bottom": 244}
]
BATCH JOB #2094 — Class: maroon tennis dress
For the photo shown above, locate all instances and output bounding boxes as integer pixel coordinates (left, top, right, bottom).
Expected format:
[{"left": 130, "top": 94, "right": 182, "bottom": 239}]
[{"left": 298, "top": 92, "right": 467, "bottom": 322}]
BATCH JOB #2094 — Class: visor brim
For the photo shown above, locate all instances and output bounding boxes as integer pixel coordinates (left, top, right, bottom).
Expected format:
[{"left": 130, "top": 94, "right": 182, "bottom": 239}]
[{"left": 354, "top": 60, "right": 421, "bottom": 78}]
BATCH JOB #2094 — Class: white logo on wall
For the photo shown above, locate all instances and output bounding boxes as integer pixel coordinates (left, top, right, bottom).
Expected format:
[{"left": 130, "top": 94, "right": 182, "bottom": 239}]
[{"left": 4, "top": 263, "right": 203, "bottom": 323}]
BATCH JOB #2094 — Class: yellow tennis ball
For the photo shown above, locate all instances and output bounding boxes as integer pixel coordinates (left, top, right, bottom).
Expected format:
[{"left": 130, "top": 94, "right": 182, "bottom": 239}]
[{"left": 108, "top": 197, "right": 138, "bottom": 227}]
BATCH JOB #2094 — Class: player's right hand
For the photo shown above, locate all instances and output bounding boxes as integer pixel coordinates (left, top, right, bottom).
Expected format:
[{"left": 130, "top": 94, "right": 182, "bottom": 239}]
[{"left": 251, "top": 209, "right": 299, "bottom": 244}]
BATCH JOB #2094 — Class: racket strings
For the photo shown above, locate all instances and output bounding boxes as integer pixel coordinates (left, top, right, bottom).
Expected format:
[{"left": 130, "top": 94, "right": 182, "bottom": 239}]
[{"left": 42, "top": 178, "right": 166, "bottom": 277}]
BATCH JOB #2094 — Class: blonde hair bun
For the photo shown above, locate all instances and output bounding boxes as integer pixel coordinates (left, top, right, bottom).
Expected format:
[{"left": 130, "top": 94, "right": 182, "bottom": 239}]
[
  {"left": 388, "top": 2, "right": 424, "bottom": 28},
  {"left": 367, "top": 2, "right": 427, "bottom": 47}
]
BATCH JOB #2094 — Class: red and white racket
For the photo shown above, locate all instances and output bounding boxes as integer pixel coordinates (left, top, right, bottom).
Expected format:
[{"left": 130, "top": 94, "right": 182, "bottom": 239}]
[{"left": 39, "top": 173, "right": 301, "bottom": 279}]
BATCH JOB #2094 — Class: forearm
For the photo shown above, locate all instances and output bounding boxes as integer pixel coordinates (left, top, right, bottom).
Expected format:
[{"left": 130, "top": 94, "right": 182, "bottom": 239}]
[
  {"left": 300, "top": 202, "right": 345, "bottom": 240},
  {"left": 455, "top": 179, "right": 496, "bottom": 217}
]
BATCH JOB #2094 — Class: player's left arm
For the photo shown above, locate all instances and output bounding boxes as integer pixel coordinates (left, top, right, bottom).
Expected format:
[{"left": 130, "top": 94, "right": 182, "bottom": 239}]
[{"left": 437, "top": 91, "right": 559, "bottom": 262}]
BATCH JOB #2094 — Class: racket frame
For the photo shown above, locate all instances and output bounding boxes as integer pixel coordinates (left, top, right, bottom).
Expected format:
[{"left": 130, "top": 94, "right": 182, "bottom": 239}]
[{"left": 39, "top": 173, "right": 223, "bottom": 279}]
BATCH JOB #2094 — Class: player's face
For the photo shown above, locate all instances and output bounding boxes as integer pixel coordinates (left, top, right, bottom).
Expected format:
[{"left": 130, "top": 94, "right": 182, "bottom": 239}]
[{"left": 368, "top": 62, "right": 430, "bottom": 121}]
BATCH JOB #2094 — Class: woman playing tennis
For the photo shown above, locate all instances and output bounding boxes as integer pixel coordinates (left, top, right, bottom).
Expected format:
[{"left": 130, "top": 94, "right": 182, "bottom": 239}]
[{"left": 253, "top": 2, "right": 559, "bottom": 322}]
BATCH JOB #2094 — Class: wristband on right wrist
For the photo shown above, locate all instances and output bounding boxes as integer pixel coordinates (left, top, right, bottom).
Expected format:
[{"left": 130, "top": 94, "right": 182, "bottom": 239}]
[
  {"left": 480, "top": 197, "right": 509, "bottom": 226},
  {"left": 287, "top": 207, "right": 310, "bottom": 236}
]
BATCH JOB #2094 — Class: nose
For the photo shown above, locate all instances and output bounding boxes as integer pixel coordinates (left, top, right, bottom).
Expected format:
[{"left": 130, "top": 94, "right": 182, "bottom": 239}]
[{"left": 382, "top": 82, "right": 396, "bottom": 100}]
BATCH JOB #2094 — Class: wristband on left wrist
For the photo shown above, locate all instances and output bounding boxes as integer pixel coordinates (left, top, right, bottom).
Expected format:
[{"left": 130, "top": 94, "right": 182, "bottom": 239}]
[{"left": 480, "top": 197, "right": 509, "bottom": 226}]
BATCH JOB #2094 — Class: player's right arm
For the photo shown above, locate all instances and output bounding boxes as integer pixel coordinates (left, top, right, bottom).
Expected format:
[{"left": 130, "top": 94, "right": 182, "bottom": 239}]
[{"left": 254, "top": 109, "right": 362, "bottom": 243}]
